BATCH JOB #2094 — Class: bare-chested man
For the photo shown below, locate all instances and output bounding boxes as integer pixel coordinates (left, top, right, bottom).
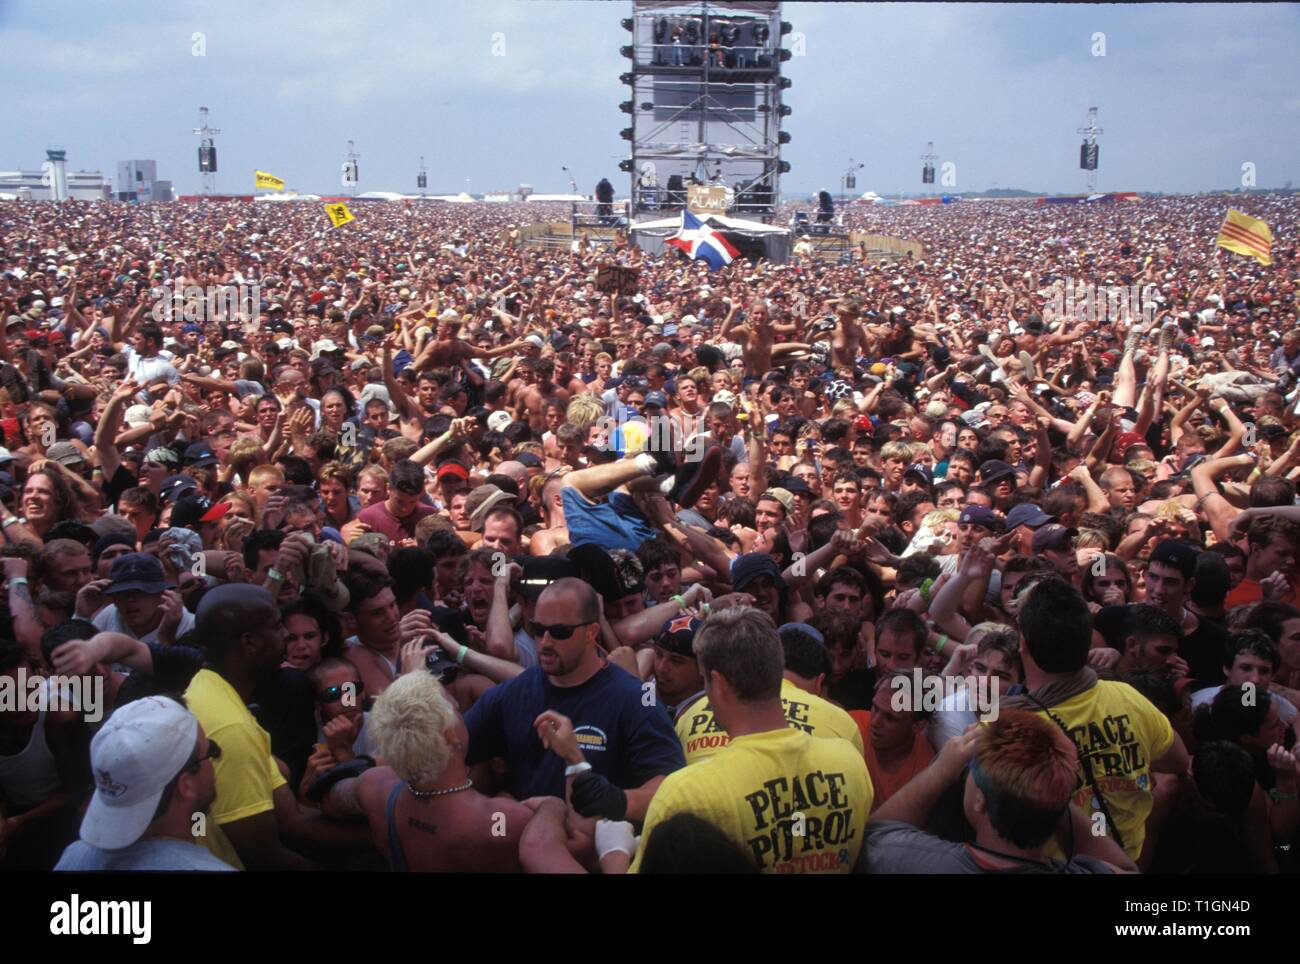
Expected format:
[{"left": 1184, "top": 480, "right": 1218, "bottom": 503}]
[{"left": 516, "top": 359, "right": 570, "bottom": 433}]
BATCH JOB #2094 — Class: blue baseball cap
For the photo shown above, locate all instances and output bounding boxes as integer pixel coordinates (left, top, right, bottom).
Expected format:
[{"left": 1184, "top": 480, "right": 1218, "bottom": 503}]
[
  {"left": 958, "top": 505, "right": 1003, "bottom": 532},
  {"left": 1005, "top": 503, "right": 1053, "bottom": 530}
]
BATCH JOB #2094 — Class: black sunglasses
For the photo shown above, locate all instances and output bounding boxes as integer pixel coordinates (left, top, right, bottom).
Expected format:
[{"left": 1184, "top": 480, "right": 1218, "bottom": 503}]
[
  {"left": 186, "top": 738, "right": 222, "bottom": 774},
  {"left": 317, "top": 682, "right": 363, "bottom": 704},
  {"left": 527, "top": 620, "right": 595, "bottom": 641}
]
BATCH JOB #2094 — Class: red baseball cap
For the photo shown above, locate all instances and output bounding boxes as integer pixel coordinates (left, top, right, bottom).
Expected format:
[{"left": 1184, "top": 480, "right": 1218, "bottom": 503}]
[{"left": 436, "top": 462, "right": 469, "bottom": 482}]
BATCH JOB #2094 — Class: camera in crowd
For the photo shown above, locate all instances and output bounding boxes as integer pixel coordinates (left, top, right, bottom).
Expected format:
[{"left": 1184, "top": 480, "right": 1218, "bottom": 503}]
[{"left": 425, "top": 647, "right": 460, "bottom": 685}]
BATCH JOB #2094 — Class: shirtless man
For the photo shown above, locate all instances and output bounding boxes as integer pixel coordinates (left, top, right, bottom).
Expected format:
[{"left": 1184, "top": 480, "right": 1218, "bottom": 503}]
[
  {"left": 721, "top": 299, "right": 809, "bottom": 374},
  {"left": 554, "top": 352, "right": 589, "bottom": 397},
  {"left": 410, "top": 314, "right": 525, "bottom": 372},
  {"left": 831, "top": 302, "right": 871, "bottom": 369},
  {"left": 318, "top": 670, "right": 536, "bottom": 872},
  {"left": 516, "top": 359, "right": 570, "bottom": 434},
  {"left": 529, "top": 472, "right": 571, "bottom": 556}
]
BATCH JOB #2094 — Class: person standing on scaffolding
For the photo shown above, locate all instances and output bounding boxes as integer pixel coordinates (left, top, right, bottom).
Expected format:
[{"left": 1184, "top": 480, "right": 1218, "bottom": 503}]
[{"left": 594, "top": 178, "right": 615, "bottom": 225}]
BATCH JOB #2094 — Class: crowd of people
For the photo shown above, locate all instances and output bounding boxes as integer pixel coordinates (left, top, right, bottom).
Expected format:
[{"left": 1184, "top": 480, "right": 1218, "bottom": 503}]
[{"left": 0, "top": 191, "right": 1297, "bottom": 874}]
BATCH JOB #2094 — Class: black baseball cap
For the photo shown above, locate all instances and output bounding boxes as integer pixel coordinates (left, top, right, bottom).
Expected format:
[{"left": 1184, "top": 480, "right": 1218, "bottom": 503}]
[
  {"left": 655, "top": 614, "right": 703, "bottom": 657},
  {"left": 979, "top": 460, "right": 1017, "bottom": 486},
  {"left": 730, "top": 553, "right": 786, "bottom": 592},
  {"left": 183, "top": 443, "right": 218, "bottom": 468},
  {"left": 1149, "top": 539, "right": 1198, "bottom": 580},
  {"left": 103, "top": 553, "right": 168, "bottom": 595},
  {"left": 518, "top": 556, "right": 578, "bottom": 602},
  {"left": 170, "top": 493, "right": 230, "bottom": 529}
]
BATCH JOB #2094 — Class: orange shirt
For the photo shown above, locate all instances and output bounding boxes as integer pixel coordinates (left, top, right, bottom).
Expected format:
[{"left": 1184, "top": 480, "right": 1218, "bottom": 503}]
[
  {"left": 1224, "top": 579, "right": 1264, "bottom": 610},
  {"left": 851, "top": 710, "right": 934, "bottom": 811},
  {"left": 1224, "top": 571, "right": 1300, "bottom": 610}
]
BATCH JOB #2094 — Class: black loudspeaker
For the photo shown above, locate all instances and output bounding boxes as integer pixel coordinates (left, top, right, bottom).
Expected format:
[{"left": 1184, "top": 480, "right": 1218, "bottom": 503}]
[
  {"left": 666, "top": 175, "right": 685, "bottom": 205},
  {"left": 199, "top": 145, "right": 217, "bottom": 173}
]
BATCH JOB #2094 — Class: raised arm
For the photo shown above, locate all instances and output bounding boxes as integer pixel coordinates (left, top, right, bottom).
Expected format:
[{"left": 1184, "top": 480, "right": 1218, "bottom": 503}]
[
  {"left": 1191, "top": 453, "right": 1255, "bottom": 543},
  {"left": 381, "top": 339, "right": 419, "bottom": 421},
  {"left": 94, "top": 379, "right": 140, "bottom": 483}
]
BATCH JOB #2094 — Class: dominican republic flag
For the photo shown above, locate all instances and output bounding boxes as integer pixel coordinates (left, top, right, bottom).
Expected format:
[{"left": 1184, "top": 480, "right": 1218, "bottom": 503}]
[{"left": 665, "top": 209, "right": 740, "bottom": 270}]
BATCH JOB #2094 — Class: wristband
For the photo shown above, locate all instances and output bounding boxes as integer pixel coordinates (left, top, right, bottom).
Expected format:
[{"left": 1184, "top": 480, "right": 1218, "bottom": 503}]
[
  {"left": 265, "top": 567, "right": 285, "bottom": 583},
  {"left": 565, "top": 761, "right": 593, "bottom": 778},
  {"left": 455, "top": 645, "right": 468, "bottom": 665},
  {"left": 934, "top": 634, "right": 949, "bottom": 656},
  {"left": 918, "top": 578, "right": 934, "bottom": 603},
  {"left": 1270, "top": 789, "right": 1298, "bottom": 803},
  {"left": 1, "top": 517, "right": 19, "bottom": 529},
  {"left": 8, "top": 576, "right": 28, "bottom": 587},
  {"left": 672, "top": 594, "right": 686, "bottom": 611}
]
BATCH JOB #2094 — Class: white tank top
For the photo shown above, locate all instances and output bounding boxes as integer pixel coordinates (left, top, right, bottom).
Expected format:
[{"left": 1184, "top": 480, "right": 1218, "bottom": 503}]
[{"left": 0, "top": 683, "right": 63, "bottom": 811}]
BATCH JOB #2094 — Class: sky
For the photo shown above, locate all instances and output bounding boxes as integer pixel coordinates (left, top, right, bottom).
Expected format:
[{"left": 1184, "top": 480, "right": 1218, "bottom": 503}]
[{"left": 1, "top": 1, "right": 1297, "bottom": 198}]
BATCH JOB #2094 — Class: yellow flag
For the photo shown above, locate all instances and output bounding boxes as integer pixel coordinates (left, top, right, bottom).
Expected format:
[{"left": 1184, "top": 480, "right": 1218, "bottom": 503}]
[
  {"left": 324, "top": 202, "right": 355, "bottom": 228},
  {"left": 1215, "top": 208, "right": 1273, "bottom": 266},
  {"left": 254, "top": 170, "right": 285, "bottom": 191}
]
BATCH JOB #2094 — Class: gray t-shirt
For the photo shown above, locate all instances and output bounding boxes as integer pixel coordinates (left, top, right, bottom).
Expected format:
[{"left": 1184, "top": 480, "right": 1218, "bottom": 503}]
[
  {"left": 861, "top": 821, "right": 1115, "bottom": 874},
  {"left": 55, "top": 838, "right": 235, "bottom": 872}
]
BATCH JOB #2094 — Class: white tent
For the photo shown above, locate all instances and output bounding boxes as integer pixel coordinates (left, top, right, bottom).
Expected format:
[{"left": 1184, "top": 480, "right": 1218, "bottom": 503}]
[{"left": 253, "top": 192, "right": 321, "bottom": 202}]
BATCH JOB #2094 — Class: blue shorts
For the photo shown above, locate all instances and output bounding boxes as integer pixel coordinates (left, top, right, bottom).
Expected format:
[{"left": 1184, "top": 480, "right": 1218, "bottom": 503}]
[{"left": 562, "top": 487, "right": 657, "bottom": 554}]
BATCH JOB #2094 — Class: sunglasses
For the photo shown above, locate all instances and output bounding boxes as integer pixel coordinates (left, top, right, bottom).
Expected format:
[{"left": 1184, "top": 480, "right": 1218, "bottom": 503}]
[
  {"left": 527, "top": 620, "right": 595, "bottom": 641},
  {"left": 186, "top": 738, "right": 222, "bottom": 773},
  {"left": 317, "top": 682, "right": 363, "bottom": 704}
]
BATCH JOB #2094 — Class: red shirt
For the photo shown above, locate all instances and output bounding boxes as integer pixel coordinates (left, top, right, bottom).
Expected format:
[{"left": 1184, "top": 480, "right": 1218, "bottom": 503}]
[{"left": 356, "top": 500, "right": 437, "bottom": 543}]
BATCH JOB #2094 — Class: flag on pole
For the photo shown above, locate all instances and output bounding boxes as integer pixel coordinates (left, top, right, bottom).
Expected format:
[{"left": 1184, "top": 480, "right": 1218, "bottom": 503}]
[
  {"left": 1215, "top": 208, "right": 1273, "bottom": 266},
  {"left": 324, "top": 203, "right": 355, "bottom": 229},
  {"left": 665, "top": 209, "right": 740, "bottom": 270},
  {"left": 254, "top": 171, "right": 285, "bottom": 191}
]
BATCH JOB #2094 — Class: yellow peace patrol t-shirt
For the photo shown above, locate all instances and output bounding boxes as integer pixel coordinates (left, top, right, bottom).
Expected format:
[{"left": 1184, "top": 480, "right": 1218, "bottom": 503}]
[
  {"left": 1035, "top": 680, "right": 1174, "bottom": 861},
  {"left": 675, "top": 678, "right": 865, "bottom": 764},
  {"left": 184, "top": 668, "right": 288, "bottom": 868},
  {"left": 630, "top": 726, "right": 873, "bottom": 874}
]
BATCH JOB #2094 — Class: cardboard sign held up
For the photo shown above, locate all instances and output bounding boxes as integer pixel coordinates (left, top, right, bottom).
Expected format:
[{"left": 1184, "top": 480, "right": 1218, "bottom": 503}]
[
  {"left": 687, "top": 184, "right": 729, "bottom": 214},
  {"left": 595, "top": 264, "right": 640, "bottom": 296}
]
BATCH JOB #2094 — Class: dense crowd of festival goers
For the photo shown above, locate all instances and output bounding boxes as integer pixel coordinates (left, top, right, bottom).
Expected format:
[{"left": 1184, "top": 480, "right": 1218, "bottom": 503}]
[{"left": 0, "top": 192, "right": 1298, "bottom": 874}]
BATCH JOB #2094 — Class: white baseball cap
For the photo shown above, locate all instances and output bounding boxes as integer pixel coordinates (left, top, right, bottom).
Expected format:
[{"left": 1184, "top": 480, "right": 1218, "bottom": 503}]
[
  {"left": 487, "top": 410, "right": 513, "bottom": 432},
  {"left": 124, "top": 404, "right": 152, "bottom": 428},
  {"left": 81, "top": 696, "right": 199, "bottom": 850}
]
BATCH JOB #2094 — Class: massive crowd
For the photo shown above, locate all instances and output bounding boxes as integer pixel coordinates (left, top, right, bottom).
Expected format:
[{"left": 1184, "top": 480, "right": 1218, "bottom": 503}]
[{"left": 0, "top": 192, "right": 1297, "bottom": 874}]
